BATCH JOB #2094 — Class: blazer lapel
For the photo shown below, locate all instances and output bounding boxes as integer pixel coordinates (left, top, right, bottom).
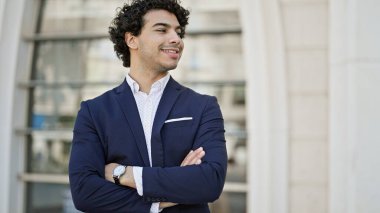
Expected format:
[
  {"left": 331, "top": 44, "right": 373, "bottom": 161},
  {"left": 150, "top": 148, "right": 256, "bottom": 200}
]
[
  {"left": 114, "top": 80, "right": 150, "bottom": 167},
  {"left": 151, "top": 77, "right": 184, "bottom": 167}
]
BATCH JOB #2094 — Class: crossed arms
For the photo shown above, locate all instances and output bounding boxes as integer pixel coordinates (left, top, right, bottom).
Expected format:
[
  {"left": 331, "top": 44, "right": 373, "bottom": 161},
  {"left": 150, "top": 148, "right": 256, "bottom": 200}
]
[{"left": 104, "top": 147, "right": 206, "bottom": 209}]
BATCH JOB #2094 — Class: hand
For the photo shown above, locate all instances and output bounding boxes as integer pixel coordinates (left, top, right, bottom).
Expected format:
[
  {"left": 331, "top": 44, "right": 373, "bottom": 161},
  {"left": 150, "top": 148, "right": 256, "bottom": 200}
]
[
  {"left": 181, "top": 147, "right": 205, "bottom": 166},
  {"left": 160, "top": 147, "right": 206, "bottom": 209}
]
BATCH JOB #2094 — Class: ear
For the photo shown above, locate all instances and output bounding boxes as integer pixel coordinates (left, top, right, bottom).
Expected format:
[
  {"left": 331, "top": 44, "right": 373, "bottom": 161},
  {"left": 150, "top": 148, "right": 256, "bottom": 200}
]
[{"left": 125, "top": 32, "right": 138, "bottom": 49}]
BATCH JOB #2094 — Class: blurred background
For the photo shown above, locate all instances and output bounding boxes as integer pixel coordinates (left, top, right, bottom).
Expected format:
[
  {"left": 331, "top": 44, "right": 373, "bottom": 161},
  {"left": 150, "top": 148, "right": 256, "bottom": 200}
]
[{"left": 0, "top": 0, "right": 379, "bottom": 213}]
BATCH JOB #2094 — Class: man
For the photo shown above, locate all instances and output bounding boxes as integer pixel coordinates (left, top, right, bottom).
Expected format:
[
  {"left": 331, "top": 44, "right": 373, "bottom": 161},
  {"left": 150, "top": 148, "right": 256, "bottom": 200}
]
[{"left": 69, "top": 0, "right": 227, "bottom": 212}]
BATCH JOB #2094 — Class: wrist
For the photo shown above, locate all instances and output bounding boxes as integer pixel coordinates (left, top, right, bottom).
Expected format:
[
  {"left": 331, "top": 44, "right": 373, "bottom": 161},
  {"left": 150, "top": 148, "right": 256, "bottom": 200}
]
[
  {"left": 120, "top": 166, "right": 136, "bottom": 188},
  {"left": 112, "top": 164, "right": 126, "bottom": 185}
]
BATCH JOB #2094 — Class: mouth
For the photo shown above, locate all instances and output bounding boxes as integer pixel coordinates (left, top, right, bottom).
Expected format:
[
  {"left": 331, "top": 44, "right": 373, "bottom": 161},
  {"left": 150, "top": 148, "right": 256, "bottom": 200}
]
[{"left": 161, "top": 48, "right": 180, "bottom": 59}]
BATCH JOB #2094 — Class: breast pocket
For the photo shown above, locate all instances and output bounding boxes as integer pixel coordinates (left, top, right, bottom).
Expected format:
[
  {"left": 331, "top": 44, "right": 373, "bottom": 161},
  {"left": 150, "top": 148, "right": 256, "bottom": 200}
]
[
  {"left": 164, "top": 117, "right": 193, "bottom": 128},
  {"left": 164, "top": 120, "right": 193, "bottom": 128},
  {"left": 162, "top": 117, "right": 195, "bottom": 166}
]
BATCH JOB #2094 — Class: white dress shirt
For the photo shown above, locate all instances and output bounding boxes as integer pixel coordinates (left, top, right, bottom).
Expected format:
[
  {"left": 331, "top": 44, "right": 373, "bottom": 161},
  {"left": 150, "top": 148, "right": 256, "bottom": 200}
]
[{"left": 126, "top": 73, "right": 170, "bottom": 213}]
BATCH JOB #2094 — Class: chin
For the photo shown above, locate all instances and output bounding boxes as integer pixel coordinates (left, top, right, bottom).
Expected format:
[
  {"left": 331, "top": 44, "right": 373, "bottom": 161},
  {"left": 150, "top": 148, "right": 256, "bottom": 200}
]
[{"left": 159, "top": 64, "right": 178, "bottom": 72}]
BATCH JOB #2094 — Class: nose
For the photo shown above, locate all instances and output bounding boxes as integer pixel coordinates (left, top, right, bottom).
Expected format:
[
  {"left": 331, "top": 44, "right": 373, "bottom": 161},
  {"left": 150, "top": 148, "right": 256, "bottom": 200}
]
[{"left": 168, "top": 30, "right": 181, "bottom": 44}]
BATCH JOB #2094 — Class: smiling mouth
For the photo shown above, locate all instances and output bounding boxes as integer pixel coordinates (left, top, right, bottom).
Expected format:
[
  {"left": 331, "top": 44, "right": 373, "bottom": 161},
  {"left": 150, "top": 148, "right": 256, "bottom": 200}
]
[
  {"left": 161, "top": 49, "right": 179, "bottom": 54},
  {"left": 161, "top": 48, "right": 181, "bottom": 60}
]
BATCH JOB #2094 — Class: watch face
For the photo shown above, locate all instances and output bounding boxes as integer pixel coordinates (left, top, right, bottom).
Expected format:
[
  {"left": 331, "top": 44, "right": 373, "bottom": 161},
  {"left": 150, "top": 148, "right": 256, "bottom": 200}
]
[{"left": 114, "top": 165, "right": 126, "bottom": 176}]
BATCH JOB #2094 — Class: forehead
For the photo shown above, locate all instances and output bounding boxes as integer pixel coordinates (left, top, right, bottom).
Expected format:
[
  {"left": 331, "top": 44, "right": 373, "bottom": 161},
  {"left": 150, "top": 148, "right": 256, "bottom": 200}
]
[{"left": 142, "top": 9, "right": 180, "bottom": 27}]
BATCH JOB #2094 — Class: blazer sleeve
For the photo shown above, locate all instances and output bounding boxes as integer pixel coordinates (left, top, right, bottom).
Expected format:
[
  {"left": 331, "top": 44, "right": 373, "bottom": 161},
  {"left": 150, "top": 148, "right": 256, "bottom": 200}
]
[
  {"left": 142, "top": 96, "right": 228, "bottom": 204},
  {"left": 69, "top": 101, "right": 151, "bottom": 212}
]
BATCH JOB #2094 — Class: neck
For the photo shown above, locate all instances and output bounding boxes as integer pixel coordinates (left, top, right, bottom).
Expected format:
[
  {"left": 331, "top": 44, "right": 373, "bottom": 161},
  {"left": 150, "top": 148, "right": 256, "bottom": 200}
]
[{"left": 129, "top": 68, "right": 168, "bottom": 94}]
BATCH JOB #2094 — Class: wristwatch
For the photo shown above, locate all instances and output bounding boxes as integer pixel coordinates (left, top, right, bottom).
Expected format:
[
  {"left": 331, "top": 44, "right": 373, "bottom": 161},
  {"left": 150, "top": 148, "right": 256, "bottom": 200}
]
[{"left": 113, "top": 165, "right": 126, "bottom": 185}]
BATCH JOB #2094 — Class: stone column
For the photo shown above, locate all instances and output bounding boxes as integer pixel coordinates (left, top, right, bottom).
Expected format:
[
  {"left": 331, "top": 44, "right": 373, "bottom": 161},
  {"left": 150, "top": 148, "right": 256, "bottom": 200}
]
[
  {"left": 240, "top": 0, "right": 289, "bottom": 212},
  {"left": 330, "top": 0, "right": 380, "bottom": 212}
]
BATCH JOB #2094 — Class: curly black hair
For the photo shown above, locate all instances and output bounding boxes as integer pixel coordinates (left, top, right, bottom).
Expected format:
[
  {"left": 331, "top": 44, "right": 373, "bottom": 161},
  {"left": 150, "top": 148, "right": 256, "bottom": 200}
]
[{"left": 109, "top": 0, "right": 190, "bottom": 68}]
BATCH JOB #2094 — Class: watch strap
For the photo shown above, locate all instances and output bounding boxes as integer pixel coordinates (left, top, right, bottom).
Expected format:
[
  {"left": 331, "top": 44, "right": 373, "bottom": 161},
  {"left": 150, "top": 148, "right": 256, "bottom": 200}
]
[{"left": 113, "top": 176, "right": 121, "bottom": 185}]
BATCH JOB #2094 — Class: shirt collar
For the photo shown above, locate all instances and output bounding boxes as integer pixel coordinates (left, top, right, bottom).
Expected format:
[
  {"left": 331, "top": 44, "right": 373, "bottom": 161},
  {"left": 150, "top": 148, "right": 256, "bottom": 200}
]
[{"left": 126, "top": 72, "right": 170, "bottom": 94}]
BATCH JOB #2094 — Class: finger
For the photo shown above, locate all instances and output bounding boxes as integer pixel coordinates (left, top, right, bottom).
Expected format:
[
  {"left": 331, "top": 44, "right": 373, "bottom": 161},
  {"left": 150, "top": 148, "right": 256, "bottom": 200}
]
[
  {"left": 197, "top": 150, "right": 205, "bottom": 159},
  {"left": 187, "top": 150, "right": 205, "bottom": 165},
  {"left": 181, "top": 147, "right": 203, "bottom": 166},
  {"left": 181, "top": 150, "right": 193, "bottom": 166},
  {"left": 181, "top": 150, "right": 197, "bottom": 166},
  {"left": 187, "top": 148, "right": 203, "bottom": 163}
]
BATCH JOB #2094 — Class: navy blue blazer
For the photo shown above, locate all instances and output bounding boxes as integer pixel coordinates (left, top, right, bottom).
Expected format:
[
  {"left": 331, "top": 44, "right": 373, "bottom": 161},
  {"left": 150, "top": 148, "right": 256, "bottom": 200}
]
[{"left": 69, "top": 77, "right": 227, "bottom": 213}]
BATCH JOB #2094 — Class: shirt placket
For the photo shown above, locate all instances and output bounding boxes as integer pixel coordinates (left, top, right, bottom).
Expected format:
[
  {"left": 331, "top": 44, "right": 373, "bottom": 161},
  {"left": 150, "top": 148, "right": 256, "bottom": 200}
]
[{"left": 145, "top": 93, "right": 154, "bottom": 166}]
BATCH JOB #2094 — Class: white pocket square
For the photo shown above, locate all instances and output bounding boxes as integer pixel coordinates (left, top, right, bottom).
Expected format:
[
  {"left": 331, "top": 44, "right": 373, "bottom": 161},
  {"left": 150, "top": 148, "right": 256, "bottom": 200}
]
[{"left": 164, "top": 117, "right": 193, "bottom": 123}]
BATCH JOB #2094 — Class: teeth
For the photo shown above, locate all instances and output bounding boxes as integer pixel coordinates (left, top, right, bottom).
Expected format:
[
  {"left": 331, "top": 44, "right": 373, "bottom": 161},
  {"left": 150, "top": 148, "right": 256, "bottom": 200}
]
[{"left": 163, "top": 49, "right": 178, "bottom": 53}]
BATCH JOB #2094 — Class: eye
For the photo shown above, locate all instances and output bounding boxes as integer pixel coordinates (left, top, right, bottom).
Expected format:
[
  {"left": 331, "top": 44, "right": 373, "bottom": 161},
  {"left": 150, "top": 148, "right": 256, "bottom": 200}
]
[{"left": 156, "top": 28, "right": 166, "bottom": 33}]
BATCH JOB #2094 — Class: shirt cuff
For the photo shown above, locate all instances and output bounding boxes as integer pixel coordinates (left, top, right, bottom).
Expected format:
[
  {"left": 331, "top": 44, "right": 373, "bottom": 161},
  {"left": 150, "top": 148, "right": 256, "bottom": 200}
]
[
  {"left": 150, "top": 202, "right": 163, "bottom": 213},
  {"left": 132, "top": 166, "right": 143, "bottom": 196}
]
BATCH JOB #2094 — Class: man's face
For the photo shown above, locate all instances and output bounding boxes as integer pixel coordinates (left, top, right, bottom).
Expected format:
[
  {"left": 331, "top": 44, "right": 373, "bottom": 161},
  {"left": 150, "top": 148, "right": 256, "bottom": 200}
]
[{"left": 133, "top": 9, "right": 184, "bottom": 72}]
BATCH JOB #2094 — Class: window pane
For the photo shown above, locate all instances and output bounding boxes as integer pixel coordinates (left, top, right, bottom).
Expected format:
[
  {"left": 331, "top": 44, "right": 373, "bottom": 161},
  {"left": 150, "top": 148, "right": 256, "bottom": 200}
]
[
  {"left": 225, "top": 121, "right": 247, "bottom": 183},
  {"left": 40, "top": 0, "right": 123, "bottom": 33},
  {"left": 175, "top": 34, "right": 244, "bottom": 82},
  {"left": 32, "top": 86, "right": 116, "bottom": 129},
  {"left": 28, "top": 131, "right": 72, "bottom": 174},
  {"left": 33, "top": 87, "right": 78, "bottom": 129},
  {"left": 182, "top": 0, "right": 240, "bottom": 30},
  {"left": 188, "top": 10, "right": 240, "bottom": 31},
  {"left": 26, "top": 183, "right": 79, "bottom": 213},
  {"left": 34, "top": 39, "right": 125, "bottom": 83}
]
